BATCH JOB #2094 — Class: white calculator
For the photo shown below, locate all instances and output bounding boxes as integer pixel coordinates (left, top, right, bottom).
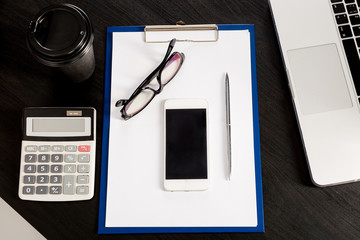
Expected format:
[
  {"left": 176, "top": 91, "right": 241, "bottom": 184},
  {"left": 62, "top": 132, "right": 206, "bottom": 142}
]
[{"left": 18, "top": 107, "right": 96, "bottom": 201}]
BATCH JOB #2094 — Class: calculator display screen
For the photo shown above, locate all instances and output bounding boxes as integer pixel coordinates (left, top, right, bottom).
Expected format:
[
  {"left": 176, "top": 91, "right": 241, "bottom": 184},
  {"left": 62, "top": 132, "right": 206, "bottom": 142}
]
[
  {"left": 26, "top": 117, "right": 91, "bottom": 137},
  {"left": 33, "top": 118, "right": 85, "bottom": 132}
]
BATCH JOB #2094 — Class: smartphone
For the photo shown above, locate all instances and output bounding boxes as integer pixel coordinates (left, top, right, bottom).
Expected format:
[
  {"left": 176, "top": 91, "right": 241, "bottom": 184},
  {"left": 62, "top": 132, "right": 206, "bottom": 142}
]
[{"left": 163, "top": 99, "right": 209, "bottom": 191}]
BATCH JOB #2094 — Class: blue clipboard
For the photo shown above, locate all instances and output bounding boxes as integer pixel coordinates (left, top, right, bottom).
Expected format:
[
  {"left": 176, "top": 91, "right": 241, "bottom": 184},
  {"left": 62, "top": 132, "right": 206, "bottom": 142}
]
[{"left": 98, "top": 24, "right": 264, "bottom": 234}]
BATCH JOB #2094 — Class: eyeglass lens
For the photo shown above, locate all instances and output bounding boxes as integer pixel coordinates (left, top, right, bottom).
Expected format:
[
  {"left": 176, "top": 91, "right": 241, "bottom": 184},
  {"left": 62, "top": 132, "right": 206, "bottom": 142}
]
[
  {"left": 160, "top": 52, "right": 183, "bottom": 84},
  {"left": 124, "top": 52, "right": 183, "bottom": 117},
  {"left": 124, "top": 88, "right": 155, "bottom": 116}
]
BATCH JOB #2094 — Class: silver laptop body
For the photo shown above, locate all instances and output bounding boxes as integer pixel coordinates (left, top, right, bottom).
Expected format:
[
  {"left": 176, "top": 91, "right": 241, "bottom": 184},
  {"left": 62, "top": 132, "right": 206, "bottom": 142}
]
[
  {"left": 269, "top": 0, "right": 360, "bottom": 186},
  {"left": 0, "top": 197, "right": 45, "bottom": 239}
]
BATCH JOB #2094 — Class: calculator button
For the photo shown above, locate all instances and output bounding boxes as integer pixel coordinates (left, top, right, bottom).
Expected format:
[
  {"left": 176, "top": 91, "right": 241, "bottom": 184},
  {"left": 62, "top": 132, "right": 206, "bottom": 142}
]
[
  {"left": 38, "top": 154, "right": 50, "bottom": 163},
  {"left": 76, "top": 186, "right": 89, "bottom": 195},
  {"left": 78, "top": 154, "right": 90, "bottom": 163},
  {"left": 51, "top": 154, "right": 63, "bottom": 163},
  {"left": 50, "top": 175, "right": 62, "bottom": 184},
  {"left": 63, "top": 175, "right": 75, "bottom": 194},
  {"left": 78, "top": 145, "right": 90, "bottom": 152},
  {"left": 36, "top": 186, "right": 48, "bottom": 194},
  {"left": 49, "top": 186, "right": 62, "bottom": 194},
  {"left": 64, "top": 154, "right": 76, "bottom": 163},
  {"left": 65, "top": 145, "right": 77, "bottom": 152},
  {"left": 64, "top": 164, "right": 76, "bottom": 173},
  {"left": 78, "top": 164, "right": 90, "bottom": 173},
  {"left": 38, "top": 145, "right": 50, "bottom": 152},
  {"left": 23, "top": 186, "right": 35, "bottom": 194},
  {"left": 38, "top": 165, "right": 49, "bottom": 173},
  {"left": 51, "top": 145, "right": 64, "bottom": 152},
  {"left": 25, "top": 145, "right": 37, "bottom": 152},
  {"left": 37, "top": 175, "right": 49, "bottom": 184},
  {"left": 51, "top": 165, "right": 63, "bottom": 173},
  {"left": 25, "top": 154, "right": 37, "bottom": 163},
  {"left": 24, "top": 175, "right": 35, "bottom": 184},
  {"left": 77, "top": 175, "right": 89, "bottom": 184},
  {"left": 24, "top": 165, "right": 36, "bottom": 173}
]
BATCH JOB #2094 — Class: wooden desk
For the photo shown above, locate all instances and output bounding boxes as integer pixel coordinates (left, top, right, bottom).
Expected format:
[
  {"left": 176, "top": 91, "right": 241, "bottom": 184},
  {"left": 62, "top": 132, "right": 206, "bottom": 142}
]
[{"left": 1, "top": 0, "right": 359, "bottom": 239}]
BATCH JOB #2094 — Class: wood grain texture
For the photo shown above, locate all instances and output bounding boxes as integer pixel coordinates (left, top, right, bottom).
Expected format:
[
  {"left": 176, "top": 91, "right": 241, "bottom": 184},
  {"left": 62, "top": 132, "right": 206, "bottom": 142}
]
[{"left": 1, "top": 0, "right": 360, "bottom": 239}]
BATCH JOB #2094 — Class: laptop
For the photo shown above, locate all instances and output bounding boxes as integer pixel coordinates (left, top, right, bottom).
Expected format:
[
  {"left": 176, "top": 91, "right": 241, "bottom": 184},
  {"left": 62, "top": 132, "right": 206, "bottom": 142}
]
[
  {"left": 0, "top": 197, "right": 45, "bottom": 239},
  {"left": 268, "top": 0, "right": 360, "bottom": 186}
]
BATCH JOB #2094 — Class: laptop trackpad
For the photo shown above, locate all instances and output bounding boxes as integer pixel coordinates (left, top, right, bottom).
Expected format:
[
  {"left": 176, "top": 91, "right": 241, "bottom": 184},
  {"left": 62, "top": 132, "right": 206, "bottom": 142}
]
[{"left": 287, "top": 44, "right": 352, "bottom": 115}]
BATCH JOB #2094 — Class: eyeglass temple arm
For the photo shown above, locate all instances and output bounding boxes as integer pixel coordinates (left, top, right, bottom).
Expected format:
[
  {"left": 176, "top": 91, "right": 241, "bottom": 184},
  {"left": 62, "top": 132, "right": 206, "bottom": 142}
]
[
  {"left": 135, "top": 38, "right": 176, "bottom": 90},
  {"left": 115, "top": 39, "right": 176, "bottom": 105}
]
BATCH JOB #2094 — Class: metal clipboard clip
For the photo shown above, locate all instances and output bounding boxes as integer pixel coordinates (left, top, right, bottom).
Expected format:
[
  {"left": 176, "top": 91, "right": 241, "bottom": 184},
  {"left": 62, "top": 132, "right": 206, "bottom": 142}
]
[{"left": 144, "top": 23, "right": 219, "bottom": 43}]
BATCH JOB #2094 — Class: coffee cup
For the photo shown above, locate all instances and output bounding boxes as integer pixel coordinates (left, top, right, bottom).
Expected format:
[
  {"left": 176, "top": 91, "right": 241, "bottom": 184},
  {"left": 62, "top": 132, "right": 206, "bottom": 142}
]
[{"left": 27, "top": 4, "right": 95, "bottom": 82}]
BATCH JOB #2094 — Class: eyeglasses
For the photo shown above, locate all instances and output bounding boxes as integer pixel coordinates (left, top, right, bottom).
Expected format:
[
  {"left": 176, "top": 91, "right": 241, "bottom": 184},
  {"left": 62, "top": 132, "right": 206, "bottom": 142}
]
[{"left": 115, "top": 39, "right": 185, "bottom": 120}]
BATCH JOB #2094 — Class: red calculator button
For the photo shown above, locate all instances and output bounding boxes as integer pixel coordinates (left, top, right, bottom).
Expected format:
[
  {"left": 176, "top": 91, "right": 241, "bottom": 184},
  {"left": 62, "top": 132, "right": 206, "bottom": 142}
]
[{"left": 78, "top": 145, "right": 90, "bottom": 152}]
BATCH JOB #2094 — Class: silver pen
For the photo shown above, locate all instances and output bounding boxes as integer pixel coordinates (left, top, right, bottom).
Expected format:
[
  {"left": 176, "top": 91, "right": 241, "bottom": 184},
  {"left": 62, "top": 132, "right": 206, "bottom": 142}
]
[{"left": 225, "top": 73, "right": 232, "bottom": 180}]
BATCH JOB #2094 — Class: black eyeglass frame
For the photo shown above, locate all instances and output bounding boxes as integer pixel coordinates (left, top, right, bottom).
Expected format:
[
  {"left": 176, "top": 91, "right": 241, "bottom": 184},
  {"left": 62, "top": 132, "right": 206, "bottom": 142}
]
[{"left": 115, "top": 38, "right": 184, "bottom": 120}]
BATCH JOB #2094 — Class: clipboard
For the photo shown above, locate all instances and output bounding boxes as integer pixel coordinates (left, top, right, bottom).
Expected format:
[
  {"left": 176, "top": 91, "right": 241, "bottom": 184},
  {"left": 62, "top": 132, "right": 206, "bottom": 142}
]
[{"left": 98, "top": 24, "right": 264, "bottom": 234}]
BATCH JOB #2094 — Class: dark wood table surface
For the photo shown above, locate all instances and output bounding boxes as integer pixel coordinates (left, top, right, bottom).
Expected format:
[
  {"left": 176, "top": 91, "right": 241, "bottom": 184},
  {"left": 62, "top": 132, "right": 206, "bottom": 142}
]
[{"left": 1, "top": 0, "right": 360, "bottom": 239}]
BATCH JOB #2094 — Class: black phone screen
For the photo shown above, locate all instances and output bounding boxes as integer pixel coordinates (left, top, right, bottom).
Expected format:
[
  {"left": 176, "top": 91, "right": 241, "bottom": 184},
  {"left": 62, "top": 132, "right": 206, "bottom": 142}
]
[{"left": 165, "top": 109, "right": 207, "bottom": 179}]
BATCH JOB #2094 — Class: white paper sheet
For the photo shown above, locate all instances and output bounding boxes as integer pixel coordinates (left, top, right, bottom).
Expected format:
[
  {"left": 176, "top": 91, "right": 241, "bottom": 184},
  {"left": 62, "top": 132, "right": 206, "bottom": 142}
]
[{"left": 105, "top": 30, "right": 257, "bottom": 227}]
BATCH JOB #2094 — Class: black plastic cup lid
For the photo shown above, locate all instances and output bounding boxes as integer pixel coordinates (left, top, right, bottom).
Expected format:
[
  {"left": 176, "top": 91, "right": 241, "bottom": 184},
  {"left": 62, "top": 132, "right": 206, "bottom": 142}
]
[{"left": 27, "top": 4, "right": 93, "bottom": 64}]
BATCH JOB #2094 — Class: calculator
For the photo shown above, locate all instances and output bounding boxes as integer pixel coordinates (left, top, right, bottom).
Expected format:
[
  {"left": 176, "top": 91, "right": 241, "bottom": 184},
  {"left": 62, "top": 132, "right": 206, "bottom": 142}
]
[{"left": 18, "top": 107, "right": 96, "bottom": 201}]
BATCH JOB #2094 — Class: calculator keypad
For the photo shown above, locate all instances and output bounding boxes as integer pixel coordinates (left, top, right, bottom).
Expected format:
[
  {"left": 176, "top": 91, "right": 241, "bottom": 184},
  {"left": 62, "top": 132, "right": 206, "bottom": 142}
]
[{"left": 20, "top": 143, "right": 94, "bottom": 200}]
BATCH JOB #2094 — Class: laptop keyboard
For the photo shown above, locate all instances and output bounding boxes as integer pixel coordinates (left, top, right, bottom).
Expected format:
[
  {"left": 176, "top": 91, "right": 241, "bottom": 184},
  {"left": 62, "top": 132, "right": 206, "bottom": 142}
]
[{"left": 331, "top": 0, "right": 360, "bottom": 97}]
